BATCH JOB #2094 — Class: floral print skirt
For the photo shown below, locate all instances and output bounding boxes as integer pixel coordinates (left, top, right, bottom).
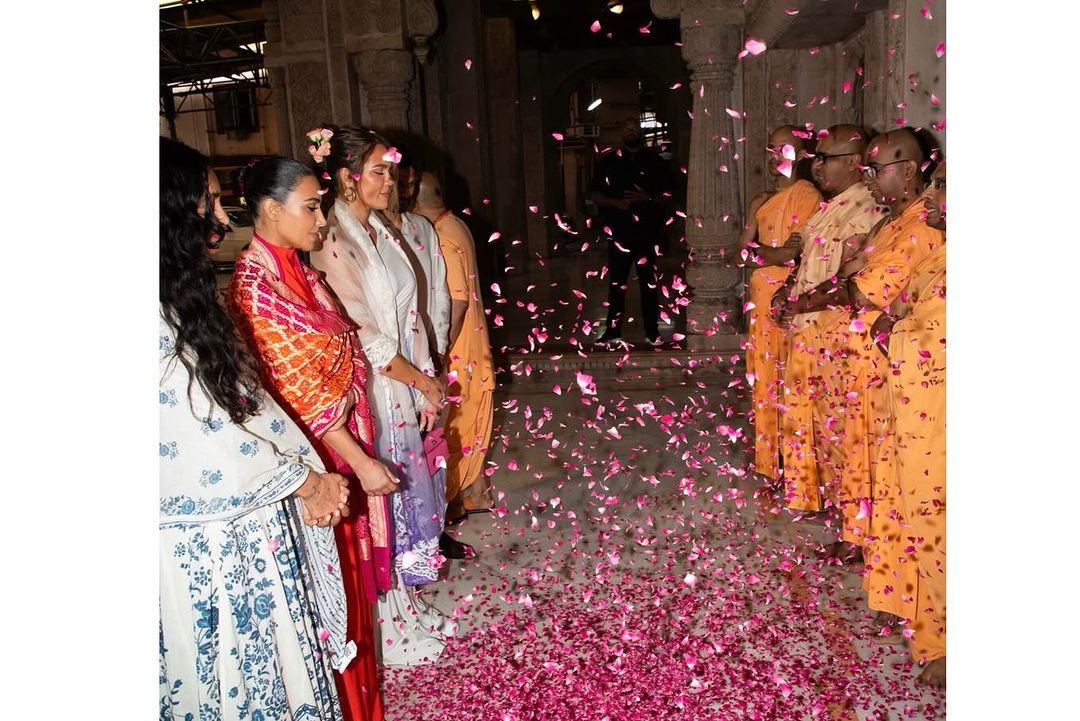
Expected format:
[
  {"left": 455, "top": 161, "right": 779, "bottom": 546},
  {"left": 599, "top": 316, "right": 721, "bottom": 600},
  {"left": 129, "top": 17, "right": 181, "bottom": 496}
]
[{"left": 160, "top": 500, "right": 343, "bottom": 720}]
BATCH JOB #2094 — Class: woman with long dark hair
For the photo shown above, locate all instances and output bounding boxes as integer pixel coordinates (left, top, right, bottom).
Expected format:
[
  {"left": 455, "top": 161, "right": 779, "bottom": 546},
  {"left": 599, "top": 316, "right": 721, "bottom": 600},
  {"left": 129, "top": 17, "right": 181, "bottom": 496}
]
[
  {"left": 308, "top": 125, "right": 454, "bottom": 666},
  {"left": 227, "top": 155, "right": 396, "bottom": 721},
  {"left": 159, "top": 137, "right": 352, "bottom": 720}
]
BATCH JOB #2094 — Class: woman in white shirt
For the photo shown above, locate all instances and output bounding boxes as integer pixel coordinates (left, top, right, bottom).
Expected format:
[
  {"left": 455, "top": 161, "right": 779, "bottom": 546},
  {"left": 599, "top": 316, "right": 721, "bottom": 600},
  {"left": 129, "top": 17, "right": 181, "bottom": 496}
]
[{"left": 308, "top": 125, "right": 454, "bottom": 666}]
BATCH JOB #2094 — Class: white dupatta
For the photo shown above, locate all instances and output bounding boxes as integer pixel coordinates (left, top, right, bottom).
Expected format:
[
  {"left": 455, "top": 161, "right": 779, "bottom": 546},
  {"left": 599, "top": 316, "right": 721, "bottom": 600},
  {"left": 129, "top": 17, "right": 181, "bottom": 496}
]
[
  {"left": 393, "top": 211, "right": 450, "bottom": 358},
  {"left": 311, "top": 199, "right": 436, "bottom": 411}
]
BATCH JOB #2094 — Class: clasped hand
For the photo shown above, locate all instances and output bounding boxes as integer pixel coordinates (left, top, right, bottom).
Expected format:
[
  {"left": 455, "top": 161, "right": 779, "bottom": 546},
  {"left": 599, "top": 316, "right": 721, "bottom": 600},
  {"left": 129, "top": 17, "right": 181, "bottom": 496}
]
[
  {"left": 299, "top": 470, "right": 350, "bottom": 528},
  {"left": 770, "top": 287, "right": 796, "bottom": 328}
]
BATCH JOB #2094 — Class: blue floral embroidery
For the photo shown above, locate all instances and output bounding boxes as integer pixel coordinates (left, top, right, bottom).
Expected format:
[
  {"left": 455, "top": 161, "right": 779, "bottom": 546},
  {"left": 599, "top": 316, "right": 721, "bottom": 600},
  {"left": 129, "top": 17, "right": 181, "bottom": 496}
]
[
  {"left": 200, "top": 416, "right": 224, "bottom": 435},
  {"left": 239, "top": 440, "right": 260, "bottom": 457},
  {"left": 160, "top": 389, "right": 178, "bottom": 407},
  {"left": 232, "top": 594, "right": 253, "bottom": 634},
  {"left": 270, "top": 418, "right": 287, "bottom": 436},
  {"left": 160, "top": 441, "right": 180, "bottom": 459},
  {"left": 160, "top": 334, "right": 175, "bottom": 359},
  {"left": 199, "top": 469, "right": 223, "bottom": 488},
  {"left": 253, "top": 593, "right": 274, "bottom": 619},
  {"left": 194, "top": 600, "right": 218, "bottom": 632},
  {"left": 160, "top": 463, "right": 306, "bottom": 519}
]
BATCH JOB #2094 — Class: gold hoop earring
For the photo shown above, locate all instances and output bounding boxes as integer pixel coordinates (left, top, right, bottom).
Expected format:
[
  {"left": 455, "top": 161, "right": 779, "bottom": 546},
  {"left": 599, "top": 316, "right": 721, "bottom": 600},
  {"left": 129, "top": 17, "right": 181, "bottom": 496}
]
[{"left": 343, "top": 186, "right": 357, "bottom": 203}]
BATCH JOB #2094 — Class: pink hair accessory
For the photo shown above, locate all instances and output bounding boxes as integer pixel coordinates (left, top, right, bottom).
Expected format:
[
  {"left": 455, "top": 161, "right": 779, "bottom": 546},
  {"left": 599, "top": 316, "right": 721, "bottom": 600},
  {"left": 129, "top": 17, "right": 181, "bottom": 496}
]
[{"left": 305, "top": 128, "right": 334, "bottom": 163}]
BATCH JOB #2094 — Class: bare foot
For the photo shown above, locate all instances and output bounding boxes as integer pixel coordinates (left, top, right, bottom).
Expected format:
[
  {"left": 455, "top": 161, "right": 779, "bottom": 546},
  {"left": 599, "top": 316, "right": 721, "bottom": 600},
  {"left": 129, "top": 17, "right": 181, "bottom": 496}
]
[
  {"left": 917, "top": 657, "right": 945, "bottom": 688},
  {"left": 462, "top": 480, "right": 494, "bottom": 513},
  {"left": 818, "top": 540, "right": 863, "bottom": 565},
  {"left": 871, "top": 611, "right": 906, "bottom": 645}
]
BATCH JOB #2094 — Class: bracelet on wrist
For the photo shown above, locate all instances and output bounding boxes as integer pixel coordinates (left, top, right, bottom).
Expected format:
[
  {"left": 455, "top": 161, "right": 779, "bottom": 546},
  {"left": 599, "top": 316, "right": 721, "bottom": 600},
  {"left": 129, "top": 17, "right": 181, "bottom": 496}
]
[{"left": 296, "top": 473, "right": 318, "bottom": 500}]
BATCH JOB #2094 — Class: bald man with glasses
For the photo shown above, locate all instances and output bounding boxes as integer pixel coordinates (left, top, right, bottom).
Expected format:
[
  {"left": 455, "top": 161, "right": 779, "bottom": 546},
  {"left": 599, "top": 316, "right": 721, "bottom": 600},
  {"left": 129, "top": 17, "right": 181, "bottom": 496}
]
[
  {"left": 788, "top": 128, "right": 943, "bottom": 632},
  {"left": 868, "top": 160, "right": 947, "bottom": 686},
  {"left": 768, "top": 125, "right": 883, "bottom": 555}
]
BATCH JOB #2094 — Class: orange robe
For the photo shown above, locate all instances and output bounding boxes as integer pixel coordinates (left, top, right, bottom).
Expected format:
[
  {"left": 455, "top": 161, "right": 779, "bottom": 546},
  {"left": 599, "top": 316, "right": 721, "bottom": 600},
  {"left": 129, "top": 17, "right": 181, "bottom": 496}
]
[
  {"left": 435, "top": 212, "right": 496, "bottom": 517},
  {"left": 887, "top": 245, "right": 946, "bottom": 660},
  {"left": 746, "top": 180, "right": 822, "bottom": 480},
  {"left": 781, "top": 183, "right": 882, "bottom": 513},
  {"left": 811, "top": 200, "right": 941, "bottom": 558}
]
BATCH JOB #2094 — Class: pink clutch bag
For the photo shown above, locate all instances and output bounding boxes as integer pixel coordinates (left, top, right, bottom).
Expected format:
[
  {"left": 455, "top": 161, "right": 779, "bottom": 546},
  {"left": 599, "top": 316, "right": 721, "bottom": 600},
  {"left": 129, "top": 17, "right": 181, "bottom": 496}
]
[{"left": 423, "top": 427, "right": 449, "bottom": 475}]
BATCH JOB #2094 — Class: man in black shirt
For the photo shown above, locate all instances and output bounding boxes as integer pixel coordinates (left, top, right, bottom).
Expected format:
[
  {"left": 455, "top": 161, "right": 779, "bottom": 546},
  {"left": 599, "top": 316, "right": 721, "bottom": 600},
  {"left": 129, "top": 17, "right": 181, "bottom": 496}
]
[{"left": 589, "top": 116, "right": 672, "bottom": 347}]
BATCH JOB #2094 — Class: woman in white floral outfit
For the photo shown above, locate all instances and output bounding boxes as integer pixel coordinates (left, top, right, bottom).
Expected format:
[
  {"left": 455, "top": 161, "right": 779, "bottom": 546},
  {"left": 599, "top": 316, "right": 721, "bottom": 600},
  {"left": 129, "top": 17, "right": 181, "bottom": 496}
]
[{"left": 159, "top": 137, "right": 355, "bottom": 720}]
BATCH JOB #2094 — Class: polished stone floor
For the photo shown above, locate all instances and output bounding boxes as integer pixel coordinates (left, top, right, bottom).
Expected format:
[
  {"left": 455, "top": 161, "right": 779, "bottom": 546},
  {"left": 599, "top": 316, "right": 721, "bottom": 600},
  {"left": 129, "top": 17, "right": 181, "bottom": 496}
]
[
  {"left": 218, "top": 238, "right": 944, "bottom": 719},
  {"left": 382, "top": 379, "right": 944, "bottom": 720},
  {"left": 371, "top": 239, "right": 945, "bottom": 721}
]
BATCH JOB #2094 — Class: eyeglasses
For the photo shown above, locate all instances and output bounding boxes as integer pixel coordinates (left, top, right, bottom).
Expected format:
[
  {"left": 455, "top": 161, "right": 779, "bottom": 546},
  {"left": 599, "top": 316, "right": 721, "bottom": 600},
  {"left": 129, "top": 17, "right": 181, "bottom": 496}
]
[
  {"left": 810, "top": 151, "right": 856, "bottom": 163},
  {"left": 862, "top": 159, "right": 915, "bottom": 178}
]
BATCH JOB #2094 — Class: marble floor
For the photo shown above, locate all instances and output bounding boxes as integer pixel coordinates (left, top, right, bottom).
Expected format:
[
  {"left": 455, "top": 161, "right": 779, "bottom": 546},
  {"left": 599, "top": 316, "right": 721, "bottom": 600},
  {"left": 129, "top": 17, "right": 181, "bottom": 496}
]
[
  {"left": 219, "top": 239, "right": 944, "bottom": 719},
  {"left": 379, "top": 379, "right": 945, "bottom": 720}
]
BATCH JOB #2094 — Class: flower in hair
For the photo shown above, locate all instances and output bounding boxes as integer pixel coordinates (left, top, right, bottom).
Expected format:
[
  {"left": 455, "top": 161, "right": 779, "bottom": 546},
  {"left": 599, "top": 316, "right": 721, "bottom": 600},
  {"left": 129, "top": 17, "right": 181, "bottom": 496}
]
[
  {"left": 305, "top": 128, "right": 334, "bottom": 163},
  {"left": 383, "top": 146, "right": 403, "bottom": 164}
]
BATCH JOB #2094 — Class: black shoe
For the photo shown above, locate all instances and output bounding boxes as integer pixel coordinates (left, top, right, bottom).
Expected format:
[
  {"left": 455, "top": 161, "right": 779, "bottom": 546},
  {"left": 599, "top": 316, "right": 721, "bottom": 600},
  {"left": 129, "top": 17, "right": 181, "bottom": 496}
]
[
  {"left": 439, "top": 532, "right": 474, "bottom": 560},
  {"left": 593, "top": 331, "right": 621, "bottom": 348}
]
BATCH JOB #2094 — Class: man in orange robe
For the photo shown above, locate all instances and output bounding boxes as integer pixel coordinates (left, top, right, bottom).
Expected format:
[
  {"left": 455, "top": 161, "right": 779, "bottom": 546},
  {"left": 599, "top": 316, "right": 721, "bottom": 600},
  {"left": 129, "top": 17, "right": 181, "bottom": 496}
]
[
  {"left": 782, "top": 129, "right": 942, "bottom": 615},
  {"left": 734, "top": 125, "right": 822, "bottom": 481},
  {"left": 415, "top": 172, "right": 496, "bottom": 523},
  {"left": 871, "top": 161, "right": 946, "bottom": 687},
  {"left": 770, "top": 125, "right": 882, "bottom": 551}
]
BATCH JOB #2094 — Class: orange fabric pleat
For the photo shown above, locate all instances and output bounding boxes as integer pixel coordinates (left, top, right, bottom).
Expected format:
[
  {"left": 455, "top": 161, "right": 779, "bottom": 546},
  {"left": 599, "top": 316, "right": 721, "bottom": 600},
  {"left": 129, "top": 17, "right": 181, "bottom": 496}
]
[{"left": 746, "top": 180, "right": 822, "bottom": 479}]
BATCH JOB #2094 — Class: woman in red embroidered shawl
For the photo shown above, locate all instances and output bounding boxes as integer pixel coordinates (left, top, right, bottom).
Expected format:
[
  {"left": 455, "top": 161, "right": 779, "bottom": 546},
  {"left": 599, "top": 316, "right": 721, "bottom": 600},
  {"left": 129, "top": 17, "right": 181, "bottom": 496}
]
[{"left": 227, "top": 157, "right": 396, "bottom": 721}]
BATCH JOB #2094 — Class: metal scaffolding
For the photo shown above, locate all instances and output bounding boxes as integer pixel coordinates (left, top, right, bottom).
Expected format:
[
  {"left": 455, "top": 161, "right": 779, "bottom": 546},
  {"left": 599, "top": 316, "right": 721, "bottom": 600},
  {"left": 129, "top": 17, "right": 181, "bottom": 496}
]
[{"left": 159, "top": 0, "right": 268, "bottom": 138}]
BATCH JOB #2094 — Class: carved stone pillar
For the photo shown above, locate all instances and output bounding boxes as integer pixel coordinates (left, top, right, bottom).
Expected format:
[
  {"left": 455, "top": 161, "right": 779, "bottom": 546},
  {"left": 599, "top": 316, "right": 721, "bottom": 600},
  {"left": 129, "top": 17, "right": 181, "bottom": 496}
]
[
  {"left": 264, "top": 0, "right": 334, "bottom": 157},
  {"left": 653, "top": 0, "right": 746, "bottom": 342},
  {"left": 405, "top": 0, "right": 439, "bottom": 65},
  {"left": 353, "top": 49, "right": 414, "bottom": 134},
  {"left": 684, "top": 24, "right": 744, "bottom": 338}
]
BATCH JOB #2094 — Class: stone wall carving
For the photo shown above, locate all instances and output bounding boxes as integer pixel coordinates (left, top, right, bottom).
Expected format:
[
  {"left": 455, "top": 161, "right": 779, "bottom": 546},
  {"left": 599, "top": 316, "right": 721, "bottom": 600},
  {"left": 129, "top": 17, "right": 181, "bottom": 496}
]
[
  {"left": 354, "top": 49, "right": 414, "bottom": 133},
  {"left": 766, "top": 49, "right": 799, "bottom": 130},
  {"left": 375, "top": 0, "right": 402, "bottom": 34},
  {"left": 341, "top": 0, "right": 402, "bottom": 38},
  {"left": 286, "top": 61, "right": 333, "bottom": 154},
  {"left": 406, "top": 0, "right": 438, "bottom": 36},
  {"left": 742, "top": 54, "right": 769, "bottom": 205},
  {"left": 884, "top": 0, "right": 906, "bottom": 130},
  {"left": 341, "top": 0, "right": 370, "bottom": 38},
  {"left": 280, "top": 0, "right": 324, "bottom": 44},
  {"left": 406, "top": 0, "right": 439, "bottom": 63},
  {"left": 839, "top": 25, "right": 867, "bottom": 128}
]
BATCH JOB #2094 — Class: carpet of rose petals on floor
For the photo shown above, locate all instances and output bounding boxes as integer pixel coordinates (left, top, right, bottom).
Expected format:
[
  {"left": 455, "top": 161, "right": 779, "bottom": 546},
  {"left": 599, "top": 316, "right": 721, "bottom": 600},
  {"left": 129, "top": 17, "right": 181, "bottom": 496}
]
[{"left": 379, "top": 375, "right": 945, "bottom": 721}]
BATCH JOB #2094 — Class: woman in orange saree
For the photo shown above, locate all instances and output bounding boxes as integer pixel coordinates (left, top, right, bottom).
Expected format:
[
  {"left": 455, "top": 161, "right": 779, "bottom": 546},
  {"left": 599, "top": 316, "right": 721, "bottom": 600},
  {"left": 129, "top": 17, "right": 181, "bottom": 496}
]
[{"left": 228, "top": 156, "right": 398, "bottom": 721}]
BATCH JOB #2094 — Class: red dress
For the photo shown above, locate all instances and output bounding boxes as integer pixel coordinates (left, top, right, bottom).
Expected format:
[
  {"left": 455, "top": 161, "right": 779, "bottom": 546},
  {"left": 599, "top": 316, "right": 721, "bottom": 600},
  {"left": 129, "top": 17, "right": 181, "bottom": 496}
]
[{"left": 234, "top": 237, "right": 386, "bottom": 721}]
